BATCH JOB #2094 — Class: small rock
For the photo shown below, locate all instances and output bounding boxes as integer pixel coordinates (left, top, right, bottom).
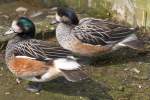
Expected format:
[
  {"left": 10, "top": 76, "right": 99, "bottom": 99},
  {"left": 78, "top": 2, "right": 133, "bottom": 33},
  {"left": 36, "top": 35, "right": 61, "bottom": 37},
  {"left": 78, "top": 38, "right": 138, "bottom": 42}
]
[
  {"left": 35, "top": 92, "right": 40, "bottom": 95},
  {"left": 16, "top": 7, "right": 28, "bottom": 12},
  {"left": 16, "top": 78, "right": 21, "bottom": 84},
  {"left": 0, "top": 67, "right": 4, "bottom": 71},
  {"left": 2, "top": 15, "right": 9, "bottom": 19},
  {"left": 138, "top": 85, "right": 142, "bottom": 89},
  {"left": 30, "top": 11, "right": 43, "bottom": 18},
  {"left": 133, "top": 75, "right": 149, "bottom": 80},
  {"left": 118, "top": 86, "right": 125, "bottom": 91},
  {"left": 131, "top": 68, "right": 140, "bottom": 74},
  {"left": 124, "top": 67, "right": 130, "bottom": 71},
  {"left": 138, "top": 62, "right": 143, "bottom": 65},
  {"left": 50, "top": 26, "right": 55, "bottom": 30},
  {"left": 50, "top": 7, "right": 57, "bottom": 11},
  {"left": 0, "top": 74, "right": 3, "bottom": 77},
  {"left": 0, "top": 26, "right": 4, "bottom": 29},
  {"left": 5, "top": 92, "right": 10, "bottom": 95},
  {"left": 46, "top": 15, "right": 55, "bottom": 18}
]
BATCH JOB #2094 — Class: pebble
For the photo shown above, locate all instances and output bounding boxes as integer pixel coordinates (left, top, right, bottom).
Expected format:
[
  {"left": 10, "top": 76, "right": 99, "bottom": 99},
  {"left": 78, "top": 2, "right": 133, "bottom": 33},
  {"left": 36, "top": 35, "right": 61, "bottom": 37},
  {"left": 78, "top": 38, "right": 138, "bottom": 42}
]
[
  {"left": 16, "top": 7, "right": 28, "bottom": 12},
  {"left": 0, "top": 74, "right": 3, "bottom": 77},
  {"left": 138, "top": 85, "right": 142, "bottom": 89},
  {"left": 0, "top": 26, "right": 4, "bottom": 29},
  {"left": 30, "top": 11, "right": 43, "bottom": 18},
  {"left": 118, "top": 86, "right": 125, "bottom": 91},
  {"left": 50, "top": 26, "right": 55, "bottom": 30},
  {"left": 133, "top": 75, "right": 149, "bottom": 80},
  {"left": 138, "top": 62, "right": 143, "bottom": 65},
  {"left": 2, "top": 15, "right": 9, "bottom": 19},
  {"left": 131, "top": 68, "right": 140, "bottom": 74},
  {"left": 124, "top": 67, "right": 130, "bottom": 71},
  {"left": 35, "top": 92, "right": 40, "bottom": 95},
  {"left": 50, "top": 7, "right": 57, "bottom": 11},
  {"left": 46, "top": 15, "right": 55, "bottom": 18},
  {"left": 16, "top": 78, "right": 21, "bottom": 84},
  {"left": 5, "top": 92, "right": 10, "bottom": 95},
  {"left": 0, "top": 67, "right": 4, "bottom": 71}
]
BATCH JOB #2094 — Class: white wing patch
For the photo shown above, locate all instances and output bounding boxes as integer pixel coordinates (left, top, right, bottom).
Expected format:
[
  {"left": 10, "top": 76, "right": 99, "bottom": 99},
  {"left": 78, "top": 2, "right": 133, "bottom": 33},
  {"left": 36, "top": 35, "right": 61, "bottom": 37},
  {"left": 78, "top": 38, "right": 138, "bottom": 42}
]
[
  {"left": 112, "top": 34, "right": 138, "bottom": 50},
  {"left": 15, "top": 56, "right": 36, "bottom": 60},
  {"left": 54, "top": 58, "right": 80, "bottom": 70},
  {"left": 118, "top": 34, "right": 137, "bottom": 46}
]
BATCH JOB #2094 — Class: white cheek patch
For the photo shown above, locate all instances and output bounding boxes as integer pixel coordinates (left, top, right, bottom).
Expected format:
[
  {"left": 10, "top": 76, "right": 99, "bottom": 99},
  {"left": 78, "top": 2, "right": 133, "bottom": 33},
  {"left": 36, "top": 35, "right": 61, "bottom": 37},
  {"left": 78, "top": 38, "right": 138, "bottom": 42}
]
[
  {"left": 15, "top": 56, "right": 36, "bottom": 60},
  {"left": 11, "top": 21, "right": 22, "bottom": 33},
  {"left": 55, "top": 13, "right": 61, "bottom": 22},
  {"left": 5, "top": 20, "right": 22, "bottom": 35}
]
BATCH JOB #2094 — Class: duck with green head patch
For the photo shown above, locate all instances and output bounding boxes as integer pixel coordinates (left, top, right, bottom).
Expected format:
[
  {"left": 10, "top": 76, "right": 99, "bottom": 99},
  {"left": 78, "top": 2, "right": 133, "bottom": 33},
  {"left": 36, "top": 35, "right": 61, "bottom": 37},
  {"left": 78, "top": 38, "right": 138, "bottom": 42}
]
[{"left": 4, "top": 17, "right": 88, "bottom": 92}]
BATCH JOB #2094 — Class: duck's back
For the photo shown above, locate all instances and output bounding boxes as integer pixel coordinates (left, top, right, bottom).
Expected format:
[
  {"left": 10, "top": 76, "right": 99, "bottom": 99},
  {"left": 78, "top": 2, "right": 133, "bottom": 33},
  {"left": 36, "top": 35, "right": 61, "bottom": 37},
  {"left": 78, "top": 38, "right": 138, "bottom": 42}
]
[{"left": 73, "top": 18, "right": 137, "bottom": 46}]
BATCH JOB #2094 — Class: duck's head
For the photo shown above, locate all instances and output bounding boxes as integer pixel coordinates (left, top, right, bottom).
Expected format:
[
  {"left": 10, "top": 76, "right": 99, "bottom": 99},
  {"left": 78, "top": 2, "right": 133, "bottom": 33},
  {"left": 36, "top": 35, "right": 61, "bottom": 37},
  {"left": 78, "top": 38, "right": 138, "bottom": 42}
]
[
  {"left": 4, "top": 17, "right": 35, "bottom": 38},
  {"left": 54, "top": 7, "right": 79, "bottom": 25}
]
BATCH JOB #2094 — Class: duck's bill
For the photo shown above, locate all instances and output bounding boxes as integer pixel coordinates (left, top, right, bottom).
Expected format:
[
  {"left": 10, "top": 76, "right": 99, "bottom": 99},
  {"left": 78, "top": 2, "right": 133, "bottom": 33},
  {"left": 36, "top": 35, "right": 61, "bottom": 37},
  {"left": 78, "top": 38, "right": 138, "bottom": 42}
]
[
  {"left": 4, "top": 28, "right": 15, "bottom": 35},
  {"left": 4, "top": 20, "right": 22, "bottom": 35}
]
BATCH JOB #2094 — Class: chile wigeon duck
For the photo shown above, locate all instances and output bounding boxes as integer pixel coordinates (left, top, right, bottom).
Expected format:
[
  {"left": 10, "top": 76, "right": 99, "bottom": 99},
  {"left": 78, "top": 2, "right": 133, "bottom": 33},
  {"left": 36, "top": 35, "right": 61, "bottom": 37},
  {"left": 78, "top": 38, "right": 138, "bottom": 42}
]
[
  {"left": 4, "top": 17, "right": 88, "bottom": 92},
  {"left": 53, "top": 7, "right": 144, "bottom": 56}
]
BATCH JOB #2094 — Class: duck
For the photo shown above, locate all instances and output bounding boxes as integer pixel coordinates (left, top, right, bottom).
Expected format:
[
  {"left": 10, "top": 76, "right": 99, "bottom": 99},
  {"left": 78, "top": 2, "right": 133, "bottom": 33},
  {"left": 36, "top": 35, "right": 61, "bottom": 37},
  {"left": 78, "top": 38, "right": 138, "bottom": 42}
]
[
  {"left": 53, "top": 7, "right": 144, "bottom": 56},
  {"left": 4, "top": 17, "right": 88, "bottom": 92}
]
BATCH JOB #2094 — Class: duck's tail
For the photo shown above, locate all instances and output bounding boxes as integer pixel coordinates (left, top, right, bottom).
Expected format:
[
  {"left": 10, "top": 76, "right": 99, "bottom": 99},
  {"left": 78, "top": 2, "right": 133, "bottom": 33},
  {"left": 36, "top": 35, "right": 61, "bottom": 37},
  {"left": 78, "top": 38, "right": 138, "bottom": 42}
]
[
  {"left": 54, "top": 58, "right": 88, "bottom": 82},
  {"left": 113, "top": 34, "right": 144, "bottom": 51}
]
